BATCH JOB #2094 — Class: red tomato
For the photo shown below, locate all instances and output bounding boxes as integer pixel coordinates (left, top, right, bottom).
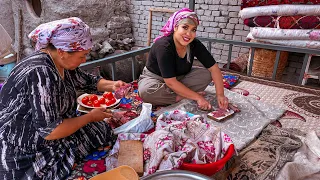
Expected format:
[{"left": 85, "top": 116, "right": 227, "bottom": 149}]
[
  {"left": 105, "top": 99, "right": 113, "bottom": 106},
  {"left": 98, "top": 97, "right": 105, "bottom": 104},
  {"left": 108, "top": 98, "right": 116, "bottom": 104},
  {"left": 89, "top": 94, "right": 98, "bottom": 102},
  {"left": 81, "top": 96, "right": 89, "bottom": 105},
  {"left": 103, "top": 92, "right": 114, "bottom": 100},
  {"left": 93, "top": 100, "right": 100, "bottom": 107},
  {"left": 87, "top": 101, "right": 93, "bottom": 107}
]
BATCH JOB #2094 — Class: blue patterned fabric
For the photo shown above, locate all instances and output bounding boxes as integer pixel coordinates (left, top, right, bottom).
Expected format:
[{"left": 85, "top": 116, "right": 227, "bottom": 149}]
[{"left": 0, "top": 52, "right": 115, "bottom": 179}]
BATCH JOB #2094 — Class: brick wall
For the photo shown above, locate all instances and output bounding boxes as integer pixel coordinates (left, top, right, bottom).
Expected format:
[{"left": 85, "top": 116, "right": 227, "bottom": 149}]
[
  {"left": 128, "top": 0, "right": 307, "bottom": 84},
  {"left": 128, "top": 0, "right": 250, "bottom": 65}
]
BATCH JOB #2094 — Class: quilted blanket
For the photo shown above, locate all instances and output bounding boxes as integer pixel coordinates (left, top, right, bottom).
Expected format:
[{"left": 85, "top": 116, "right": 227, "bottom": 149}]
[
  {"left": 242, "top": 0, "right": 320, "bottom": 9},
  {"left": 247, "top": 33, "right": 320, "bottom": 49},
  {"left": 251, "top": 27, "right": 320, "bottom": 40},
  {"left": 239, "top": 5, "right": 320, "bottom": 19},
  {"left": 244, "top": 15, "right": 320, "bottom": 29}
]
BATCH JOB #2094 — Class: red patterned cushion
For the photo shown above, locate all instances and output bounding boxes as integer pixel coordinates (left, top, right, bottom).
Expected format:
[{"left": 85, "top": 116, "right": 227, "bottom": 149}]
[
  {"left": 279, "top": 16, "right": 320, "bottom": 29},
  {"left": 244, "top": 15, "right": 320, "bottom": 29},
  {"left": 242, "top": 0, "right": 320, "bottom": 9},
  {"left": 244, "top": 16, "right": 277, "bottom": 28}
]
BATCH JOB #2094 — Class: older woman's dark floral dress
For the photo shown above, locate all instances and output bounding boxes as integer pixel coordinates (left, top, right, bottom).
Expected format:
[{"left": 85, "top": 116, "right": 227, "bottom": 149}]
[{"left": 0, "top": 52, "right": 115, "bottom": 179}]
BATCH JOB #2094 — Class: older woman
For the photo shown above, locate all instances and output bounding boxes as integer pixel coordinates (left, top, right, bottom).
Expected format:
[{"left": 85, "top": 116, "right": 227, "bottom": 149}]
[
  {"left": 138, "top": 8, "right": 228, "bottom": 110},
  {"left": 0, "top": 17, "right": 125, "bottom": 179}
]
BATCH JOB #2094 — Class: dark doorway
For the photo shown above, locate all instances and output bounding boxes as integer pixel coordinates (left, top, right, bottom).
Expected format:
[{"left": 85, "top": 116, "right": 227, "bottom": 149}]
[{"left": 27, "top": 0, "right": 42, "bottom": 18}]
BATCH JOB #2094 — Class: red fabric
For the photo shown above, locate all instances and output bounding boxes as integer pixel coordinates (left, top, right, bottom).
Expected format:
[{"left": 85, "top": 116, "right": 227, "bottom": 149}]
[
  {"left": 83, "top": 160, "right": 106, "bottom": 174},
  {"left": 244, "top": 15, "right": 320, "bottom": 29},
  {"left": 242, "top": 0, "right": 320, "bottom": 9},
  {"left": 279, "top": 16, "right": 320, "bottom": 29},
  {"left": 244, "top": 16, "right": 277, "bottom": 28}
]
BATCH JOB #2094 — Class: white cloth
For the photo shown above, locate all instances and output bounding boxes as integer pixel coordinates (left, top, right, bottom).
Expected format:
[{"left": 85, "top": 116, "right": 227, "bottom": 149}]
[
  {"left": 251, "top": 27, "right": 320, "bottom": 41},
  {"left": 247, "top": 32, "right": 320, "bottom": 49},
  {"left": 276, "top": 131, "right": 320, "bottom": 180},
  {"left": 239, "top": 5, "right": 320, "bottom": 19}
]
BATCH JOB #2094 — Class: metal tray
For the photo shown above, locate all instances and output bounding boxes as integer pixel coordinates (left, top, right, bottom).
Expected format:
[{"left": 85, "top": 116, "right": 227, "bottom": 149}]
[{"left": 140, "top": 170, "right": 213, "bottom": 180}]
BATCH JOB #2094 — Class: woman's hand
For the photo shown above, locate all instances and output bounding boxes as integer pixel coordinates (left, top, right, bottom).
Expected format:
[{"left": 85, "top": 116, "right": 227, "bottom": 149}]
[
  {"left": 112, "top": 80, "right": 127, "bottom": 91},
  {"left": 217, "top": 95, "right": 229, "bottom": 109},
  {"left": 88, "top": 108, "right": 113, "bottom": 123},
  {"left": 196, "top": 96, "right": 212, "bottom": 111}
]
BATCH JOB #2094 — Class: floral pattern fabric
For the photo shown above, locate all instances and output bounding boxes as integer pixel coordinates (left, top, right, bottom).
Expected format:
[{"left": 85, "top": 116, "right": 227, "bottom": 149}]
[
  {"left": 250, "top": 27, "right": 320, "bottom": 40},
  {"left": 244, "top": 15, "right": 320, "bottom": 29},
  {"left": 28, "top": 17, "right": 93, "bottom": 51},
  {"left": 248, "top": 33, "right": 320, "bottom": 49},
  {"left": 105, "top": 110, "right": 233, "bottom": 176},
  {"left": 143, "top": 110, "right": 233, "bottom": 175},
  {"left": 242, "top": 0, "right": 320, "bottom": 9},
  {"left": 239, "top": 5, "right": 320, "bottom": 20}
]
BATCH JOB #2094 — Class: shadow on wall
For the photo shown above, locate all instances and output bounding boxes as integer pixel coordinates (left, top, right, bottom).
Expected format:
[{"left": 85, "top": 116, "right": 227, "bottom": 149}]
[{"left": 26, "top": 0, "right": 42, "bottom": 18}]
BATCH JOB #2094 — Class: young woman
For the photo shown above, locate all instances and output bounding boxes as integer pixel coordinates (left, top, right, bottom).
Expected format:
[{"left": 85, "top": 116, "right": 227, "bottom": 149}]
[
  {"left": 0, "top": 17, "right": 126, "bottom": 179},
  {"left": 138, "top": 8, "right": 228, "bottom": 110}
]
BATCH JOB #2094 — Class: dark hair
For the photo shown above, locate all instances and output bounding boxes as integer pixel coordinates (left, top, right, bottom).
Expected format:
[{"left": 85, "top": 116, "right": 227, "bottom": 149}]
[{"left": 47, "top": 43, "right": 56, "bottom": 50}]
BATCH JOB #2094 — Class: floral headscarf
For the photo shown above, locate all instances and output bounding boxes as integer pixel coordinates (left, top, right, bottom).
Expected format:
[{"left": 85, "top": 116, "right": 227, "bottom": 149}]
[
  {"left": 28, "top": 17, "right": 93, "bottom": 52},
  {"left": 154, "top": 8, "right": 199, "bottom": 42}
]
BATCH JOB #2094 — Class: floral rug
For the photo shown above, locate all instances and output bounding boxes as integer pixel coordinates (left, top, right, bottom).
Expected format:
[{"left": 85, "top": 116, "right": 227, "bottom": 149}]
[{"left": 233, "top": 80, "right": 320, "bottom": 136}]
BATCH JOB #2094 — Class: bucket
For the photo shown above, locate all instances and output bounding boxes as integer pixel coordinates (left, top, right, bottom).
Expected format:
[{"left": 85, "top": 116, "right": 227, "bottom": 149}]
[
  {"left": 180, "top": 144, "right": 235, "bottom": 176},
  {"left": 0, "top": 62, "right": 16, "bottom": 81}
]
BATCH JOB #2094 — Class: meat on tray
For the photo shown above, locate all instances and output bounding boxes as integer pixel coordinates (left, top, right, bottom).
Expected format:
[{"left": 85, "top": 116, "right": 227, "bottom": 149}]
[
  {"left": 210, "top": 108, "right": 228, "bottom": 118},
  {"left": 106, "top": 110, "right": 139, "bottom": 129},
  {"left": 114, "top": 84, "right": 132, "bottom": 99}
]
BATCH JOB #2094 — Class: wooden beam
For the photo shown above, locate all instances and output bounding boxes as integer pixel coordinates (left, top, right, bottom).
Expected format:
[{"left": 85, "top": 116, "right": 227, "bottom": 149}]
[{"left": 147, "top": 8, "right": 175, "bottom": 46}]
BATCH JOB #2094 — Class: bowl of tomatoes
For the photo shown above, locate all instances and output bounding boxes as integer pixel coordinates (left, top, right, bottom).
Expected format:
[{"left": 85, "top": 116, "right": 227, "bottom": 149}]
[{"left": 77, "top": 92, "right": 121, "bottom": 108}]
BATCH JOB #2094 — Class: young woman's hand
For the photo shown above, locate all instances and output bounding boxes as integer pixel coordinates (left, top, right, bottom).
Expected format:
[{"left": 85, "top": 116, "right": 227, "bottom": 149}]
[
  {"left": 88, "top": 108, "right": 113, "bottom": 122},
  {"left": 196, "top": 96, "right": 212, "bottom": 111},
  {"left": 217, "top": 95, "right": 229, "bottom": 109},
  {"left": 112, "top": 80, "right": 127, "bottom": 91}
]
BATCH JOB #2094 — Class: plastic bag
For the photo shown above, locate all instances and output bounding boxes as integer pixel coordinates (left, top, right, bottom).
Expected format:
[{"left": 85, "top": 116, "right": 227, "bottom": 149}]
[{"left": 113, "top": 103, "right": 154, "bottom": 134}]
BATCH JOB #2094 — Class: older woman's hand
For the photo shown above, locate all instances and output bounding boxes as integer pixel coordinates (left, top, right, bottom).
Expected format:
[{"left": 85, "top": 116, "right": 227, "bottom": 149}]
[
  {"left": 88, "top": 108, "right": 113, "bottom": 122},
  {"left": 217, "top": 95, "right": 228, "bottom": 109},
  {"left": 112, "top": 80, "right": 127, "bottom": 91}
]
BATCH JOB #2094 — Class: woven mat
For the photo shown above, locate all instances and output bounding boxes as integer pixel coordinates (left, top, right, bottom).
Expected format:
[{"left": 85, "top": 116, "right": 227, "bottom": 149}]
[{"left": 233, "top": 80, "right": 320, "bottom": 135}]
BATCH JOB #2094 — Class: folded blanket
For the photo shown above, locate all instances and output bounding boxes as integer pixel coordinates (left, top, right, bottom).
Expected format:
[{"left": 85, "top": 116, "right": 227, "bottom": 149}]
[
  {"left": 242, "top": 0, "right": 320, "bottom": 9},
  {"left": 244, "top": 15, "right": 320, "bottom": 29},
  {"left": 227, "top": 125, "right": 303, "bottom": 180},
  {"left": 251, "top": 27, "right": 320, "bottom": 41},
  {"left": 155, "top": 87, "right": 285, "bottom": 151},
  {"left": 276, "top": 131, "right": 320, "bottom": 180},
  {"left": 239, "top": 5, "right": 320, "bottom": 19},
  {"left": 248, "top": 33, "right": 320, "bottom": 49}
]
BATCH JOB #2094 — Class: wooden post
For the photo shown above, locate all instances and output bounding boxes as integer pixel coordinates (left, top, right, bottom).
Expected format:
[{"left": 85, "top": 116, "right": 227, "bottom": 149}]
[
  {"left": 146, "top": 8, "right": 176, "bottom": 46},
  {"left": 147, "top": 10, "right": 153, "bottom": 46},
  {"left": 17, "top": 9, "right": 23, "bottom": 62}
]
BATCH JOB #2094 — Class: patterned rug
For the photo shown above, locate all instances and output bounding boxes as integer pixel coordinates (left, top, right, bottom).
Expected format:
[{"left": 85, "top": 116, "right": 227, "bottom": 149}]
[{"left": 233, "top": 80, "right": 320, "bottom": 135}]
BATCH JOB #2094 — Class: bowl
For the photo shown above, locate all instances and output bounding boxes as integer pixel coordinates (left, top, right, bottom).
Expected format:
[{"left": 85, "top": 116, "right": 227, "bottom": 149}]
[
  {"left": 180, "top": 144, "right": 235, "bottom": 176},
  {"left": 140, "top": 170, "right": 212, "bottom": 180}
]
